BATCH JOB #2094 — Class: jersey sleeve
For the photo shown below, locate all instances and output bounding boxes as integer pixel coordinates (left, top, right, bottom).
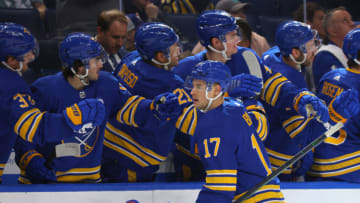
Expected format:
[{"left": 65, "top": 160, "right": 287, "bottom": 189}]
[
  {"left": 8, "top": 92, "right": 75, "bottom": 145},
  {"left": 243, "top": 98, "right": 269, "bottom": 141}
]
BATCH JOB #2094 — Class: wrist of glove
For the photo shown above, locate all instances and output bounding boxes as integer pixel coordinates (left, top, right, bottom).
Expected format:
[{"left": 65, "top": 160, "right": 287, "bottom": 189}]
[
  {"left": 19, "top": 150, "right": 57, "bottom": 183},
  {"left": 329, "top": 89, "right": 360, "bottom": 123},
  {"left": 63, "top": 98, "right": 105, "bottom": 131},
  {"left": 228, "top": 74, "right": 262, "bottom": 98},
  {"left": 151, "top": 92, "right": 181, "bottom": 121},
  {"left": 294, "top": 91, "right": 329, "bottom": 123}
]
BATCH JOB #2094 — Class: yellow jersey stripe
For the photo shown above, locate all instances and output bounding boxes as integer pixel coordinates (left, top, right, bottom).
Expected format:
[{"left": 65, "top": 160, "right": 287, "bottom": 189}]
[
  {"left": 27, "top": 112, "right": 45, "bottom": 142},
  {"left": 313, "top": 150, "right": 360, "bottom": 164},
  {"left": 311, "top": 157, "right": 360, "bottom": 171},
  {"left": 206, "top": 177, "right": 237, "bottom": 184},
  {"left": 106, "top": 123, "right": 166, "bottom": 161},
  {"left": 184, "top": 0, "right": 196, "bottom": 13},
  {"left": 176, "top": 144, "right": 200, "bottom": 160},
  {"left": 104, "top": 139, "right": 148, "bottom": 167},
  {"left": 266, "top": 76, "right": 288, "bottom": 105},
  {"left": 14, "top": 108, "right": 39, "bottom": 134},
  {"left": 266, "top": 148, "right": 293, "bottom": 160},
  {"left": 308, "top": 164, "right": 360, "bottom": 177},
  {"left": 204, "top": 185, "right": 236, "bottom": 191},
  {"left": 117, "top": 96, "right": 138, "bottom": 124},
  {"left": 262, "top": 73, "right": 282, "bottom": 101},
  {"left": 56, "top": 166, "right": 101, "bottom": 176},
  {"left": 283, "top": 115, "right": 304, "bottom": 127},
  {"left": 288, "top": 117, "right": 312, "bottom": 139},
  {"left": 206, "top": 169, "right": 237, "bottom": 175},
  {"left": 122, "top": 96, "right": 143, "bottom": 127},
  {"left": 189, "top": 108, "right": 197, "bottom": 136},
  {"left": 57, "top": 173, "right": 101, "bottom": 182},
  {"left": 270, "top": 81, "right": 288, "bottom": 106},
  {"left": 19, "top": 111, "right": 41, "bottom": 142},
  {"left": 104, "top": 130, "right": 160, "bottom": 165}
]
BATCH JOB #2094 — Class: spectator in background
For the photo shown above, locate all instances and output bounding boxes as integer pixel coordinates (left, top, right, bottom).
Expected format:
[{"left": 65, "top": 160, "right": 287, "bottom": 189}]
[
  {"left": 0, "top": 0, "right": 47, "bottom": 19},
  {"left": 293, "top": 2, "right": 326, "bottom": 41},
  {"left": 56, "top": 0, "right": 119, "bottom": 37},
  {"left": 154, "top": 0, "right": 215, "bottom": 14},
  {"left": 124, "top": 14, "right": 144, "bottom": 52},
  {"left": 123, "top": 0, "right": 160, "bottom": 22},
  {"left": 312, "top": 7, "right": 355, "bottom": 88},
  {"left": 95, "top": 9, "right": 128, "bottom": 72}
]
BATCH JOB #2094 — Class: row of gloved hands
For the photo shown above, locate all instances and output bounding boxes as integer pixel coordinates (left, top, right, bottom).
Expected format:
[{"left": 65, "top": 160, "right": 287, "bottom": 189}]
[{"left": 62, "top": 93, "right": 183, "bottom": 133}]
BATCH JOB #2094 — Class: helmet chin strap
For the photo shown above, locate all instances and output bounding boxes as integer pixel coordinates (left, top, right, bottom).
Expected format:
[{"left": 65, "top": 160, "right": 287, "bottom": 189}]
[
  {"left": 289, "top": 53, "right": 307, "bottom": 71},
  {"left": 71, "top": 67, "right": 89, "bottom": 86},
  {"left": 1, "top": 61, "right": 23, "bottom": 76},
  {"left": 354, "top": 58, "right": 360, "bottom": 66},
  {"left": 152, "top": 57, "right": 171, "bottom": 71},
  {"left": 201, "top": 89, "right": 223, "bottom": 113},
  {"left": 208, "top": 42, "right": 231, "bottom": 61}
]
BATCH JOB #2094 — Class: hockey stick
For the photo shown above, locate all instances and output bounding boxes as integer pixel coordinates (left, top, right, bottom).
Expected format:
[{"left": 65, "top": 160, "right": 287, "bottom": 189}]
[
  {"left": 233, "top": 121, "right": 344, "bottom": 203},
  {"left": 242, "top": 50, "right": 264, "bottom": 94}
]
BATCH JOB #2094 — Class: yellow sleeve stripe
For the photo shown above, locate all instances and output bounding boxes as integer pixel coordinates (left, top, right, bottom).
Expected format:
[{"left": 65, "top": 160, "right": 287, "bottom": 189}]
[
  {"left": 234, "top": 185, "right": 282, "bottom": 201},
  {"left": 18, "top": 175, "right": 31, "bottom": 184},
  {"left": 308, "top": 164, "right": 360, "bottom": 177},
  {"left": 56, "top": 173, "right": 101, "bottom": 182},
  {"left": 176, "top": 144, "right": 200, "bottom": 160},
  {"left": 18, "top": 111, "right": 42, "bottom": 142},
  {"left": 313, "top": 150, "right": 360, "bottom": 164},
  {"left": 311, "top": 157, "right": 360, "bottom": 171},
  {"left": 261, "top": 73, "right": 282, "bottom": 101},
  {"left": 106, "top": 122, "right": 166, "bottom": 161},
  {"left": 246, "top": 105, "right": 266, "bottom": 114},
  {"left": 206, "top": 177, "right": 237, "bottom": 184},
  {"left": 184, "top": 0, "right": 196, "bottom": 13},
  {"left": 117, "top": 96, "right": 144, "bottom": 127},
  {"left": 252, "top": 112, "right": 268, "bottom": 141},
  {"left": 19, "top": 150, "right": 43, "bottom": 170},
  {"left": 171, "top": 1, "right": 178, "bottom": 14},
  {"left": 0, "top": 163, "right": 5, "bottom": 169},
  {"left": 14, "top": 108, "right": 39, "bottom": 134},
  {"left": 288, "top": 118, "right": 312, "bottom": 139},
  {"left": 266, "top": 148, "right": 293, "bottom": 160},
  {"left": 206, "top": 169, "right": 237, "bottom": 175},
  {"left": 56, "top": 165, "right": 101, "bottom": 176},
  {"left": 329, "top": 98, "right": 347, "bottom": 123},
  {"left": 262, "top": 74, "right": 289, "bottom": 106},
  {"left": 104, "top": 139, "right": 148, "bottom": 167},
  {"left": 204, "top": 185, "right": 236, "bottom": 191},
  {"left": 293, "top": 91, "right": 315, "bottom": 113},
  {"left": 189, "top": 108, "right": 197, "bottom": 136},
  {"left": 270, "top": 81, "right": 288, "bottom": 106},
  {"left": 268, "top": 157, "right": 292, "bottom": 174},
  {"left": 26, "top": 112, "right": 45, "bottom": 142},
  {"left": 176, "top": 105, "right": 197, "bottom": 135},
  {"left": 104, "top": 130, "right": 161, "bottom": 165},
  {"left": 178, "top": 0, "right": 187, "bottom": 14},
  {"left": 283, "top": 115, "right": 304, "bottom": 127}
]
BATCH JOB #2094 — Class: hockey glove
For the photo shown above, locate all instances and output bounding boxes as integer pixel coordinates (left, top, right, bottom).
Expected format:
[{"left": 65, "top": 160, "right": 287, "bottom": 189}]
[
  {"left": 228, "top": 73, "right": 262, "bottom": 98},
  {"left": 63, "top": 98, "right": 106, "bottom": 131},
  {"left": 152, "top": 92, "right": 181, "bottom": 120},
  {"left": 294, "top": 91, "right": 329, "bottom": 123},
  {"left": 329, "top": 89, "right": 360, "bottom": 123},
  {"left": 21, "top": 152, "right": 57, "bottom": 183}
]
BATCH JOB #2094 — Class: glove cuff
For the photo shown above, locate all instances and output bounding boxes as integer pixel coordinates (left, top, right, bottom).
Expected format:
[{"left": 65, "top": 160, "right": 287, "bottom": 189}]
[
  {"left": 64, "top": 103, "right": 82, "bottom": 126},
  {"left": 19, "top": 150, "right": 44, "bottom": 170},
  {"left": 328, "top": 98, "right": 347, "bottom": 123},
  {"left": 293, "top": 91, "right": 316, "bottom": 113}
]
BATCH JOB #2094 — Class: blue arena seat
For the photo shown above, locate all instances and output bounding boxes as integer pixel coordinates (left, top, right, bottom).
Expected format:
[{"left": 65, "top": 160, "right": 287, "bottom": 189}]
[{"left": 0, "top": 8, "right": 46, "bottom": 39}]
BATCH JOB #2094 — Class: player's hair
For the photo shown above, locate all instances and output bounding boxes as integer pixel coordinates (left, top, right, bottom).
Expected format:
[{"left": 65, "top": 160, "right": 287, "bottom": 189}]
[
  {"left": 62, "top": 60, "right": 83, "bottom": 79},
  {"left": 97, "top": 9, "right": 127, "bottom": 32},
  {"left": 236, "top": 18, "right": 252, "bottom": 43},
  {"left": 347, "top": 50, "right": 360, "bottom": 68},
  {"left": 293, "top": 2, "right": 325, "bottom": 23}
]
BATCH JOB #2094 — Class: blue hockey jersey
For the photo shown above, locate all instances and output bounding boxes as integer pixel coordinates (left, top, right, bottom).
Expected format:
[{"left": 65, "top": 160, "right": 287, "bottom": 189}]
[
  {"left": 262, "top": 47, "right": 327, "bottom": 180},
  {"left": 194, "top": 98, "right": 284, "bottom": 203},
  {"left": 15, "top": 71, "right": 159, "bottom": 183},
  {"left": 101, "top": 56, "right": 193, "bottom": 182},
  {"left": 0, "top": 66, "right": 77, "bottom": 182},
  {"left": 309, "top": 68, "right": 360, "bottom": 183}
]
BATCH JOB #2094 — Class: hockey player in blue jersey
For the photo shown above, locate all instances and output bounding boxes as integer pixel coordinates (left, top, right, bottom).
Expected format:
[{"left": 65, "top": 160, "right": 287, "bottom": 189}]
[
  {"left": 14, "top": 32, "right": 180, "bottom": 183},
  {"left": 0, "top": 23, "right": 106, "bottom": 183},
  {"left": 103, "top": 22, "right": 191, "bottom": 182},
  {"left": 308, "top": 28, "right": 360, "bottom": 183},
  {"left": 187, "top": 60, "right": 285, "bottom": 203},
  {"left": 261, "top": 20, "right": 329, "bottom": 181}
]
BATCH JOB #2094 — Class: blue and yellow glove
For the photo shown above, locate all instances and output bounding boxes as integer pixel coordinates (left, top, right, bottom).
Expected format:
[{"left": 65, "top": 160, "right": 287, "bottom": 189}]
[
  {"left": 228, "top": 73, "right": 262, "bottom": 98},
  {"left": 294, "top": 91, "right": 329, "bottom": 123},
  {"left": 63, "top": 98, "right": 106, "bottom": 131},
  {"left": 329, "top": 89, "right": 360, "bottom": 123},
  {"left": 151, "top": 92, "right": 181, "bottom": 120}
]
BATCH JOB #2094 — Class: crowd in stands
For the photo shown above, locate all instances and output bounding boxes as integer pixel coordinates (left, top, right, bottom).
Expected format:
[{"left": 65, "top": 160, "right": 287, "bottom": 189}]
[{"left": 2, "top": 0, "right": 360, "bottom": 202}]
